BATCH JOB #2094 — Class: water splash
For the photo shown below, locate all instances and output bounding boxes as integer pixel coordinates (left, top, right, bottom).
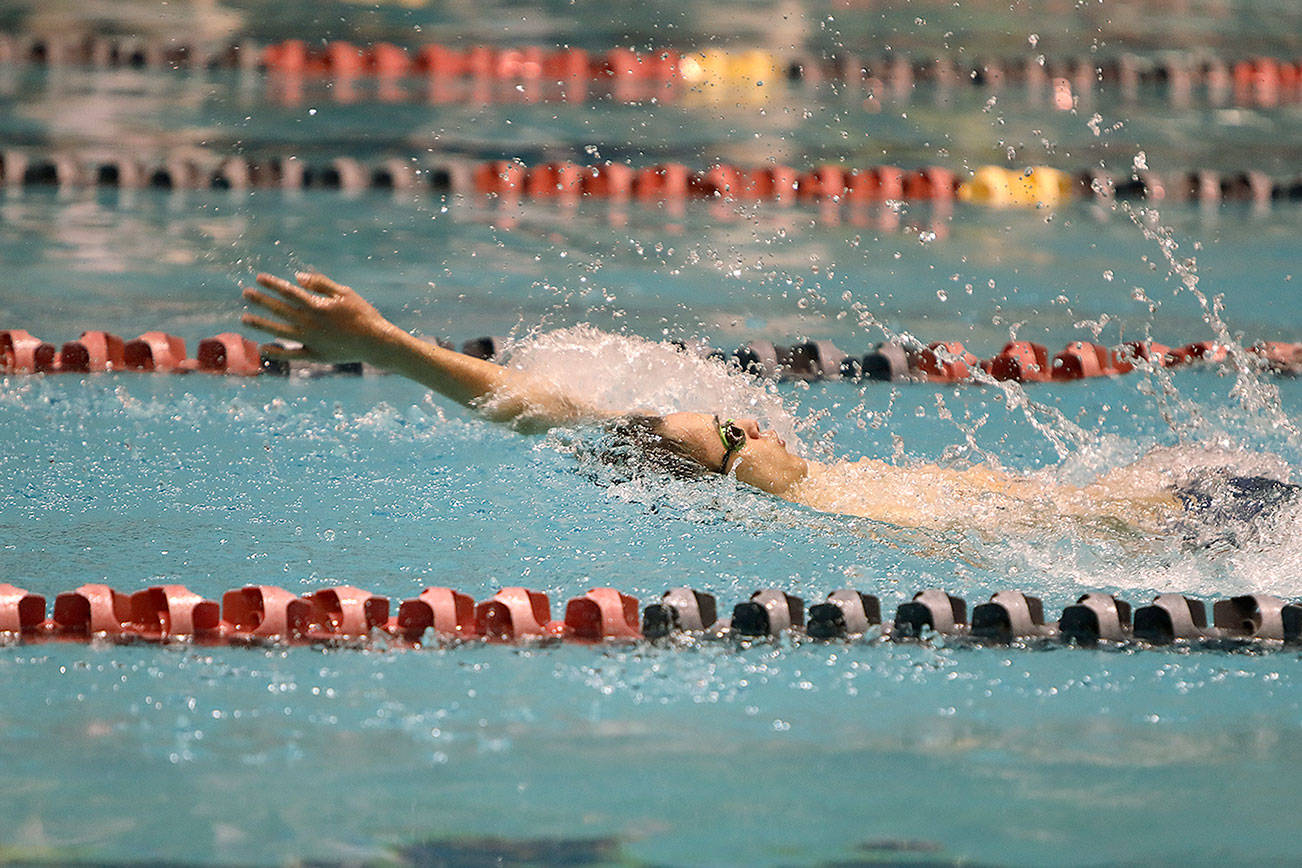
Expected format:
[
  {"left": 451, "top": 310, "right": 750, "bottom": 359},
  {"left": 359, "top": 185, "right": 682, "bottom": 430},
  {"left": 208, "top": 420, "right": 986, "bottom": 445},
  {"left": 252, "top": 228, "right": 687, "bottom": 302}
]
[
  {"left": 504, "top": 325, "right": 810, "bottom": 451},
  {"left": 1120, "top": 200, "right": 1301, "bottom": 449}
]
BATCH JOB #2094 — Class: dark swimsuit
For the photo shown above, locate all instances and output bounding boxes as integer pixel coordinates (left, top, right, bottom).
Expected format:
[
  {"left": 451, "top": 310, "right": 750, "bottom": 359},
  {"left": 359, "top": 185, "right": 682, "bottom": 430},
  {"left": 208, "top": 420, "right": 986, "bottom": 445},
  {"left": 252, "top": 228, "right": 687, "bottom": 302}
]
[{"left": 1175, "top": 475, "right": 1301, "bottom": 530}]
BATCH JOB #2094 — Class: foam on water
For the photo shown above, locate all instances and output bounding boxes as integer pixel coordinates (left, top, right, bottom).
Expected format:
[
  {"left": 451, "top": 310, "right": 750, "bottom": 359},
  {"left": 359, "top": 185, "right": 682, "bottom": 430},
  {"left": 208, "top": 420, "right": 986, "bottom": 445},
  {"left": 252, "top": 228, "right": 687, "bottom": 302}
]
[{"left": 502, "top": 324, "right": 811, "bottom": 451}]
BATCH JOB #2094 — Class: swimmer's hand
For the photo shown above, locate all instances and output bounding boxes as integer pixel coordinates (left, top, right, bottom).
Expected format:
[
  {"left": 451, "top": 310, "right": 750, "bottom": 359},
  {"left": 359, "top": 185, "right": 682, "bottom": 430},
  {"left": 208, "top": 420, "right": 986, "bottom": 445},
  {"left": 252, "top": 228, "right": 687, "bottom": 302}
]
[
  {"left": 242, "top": 272, "right": 401, "bottom": 364},
  {"left": 241, "top": 270, "right": 603, "bottom": 431}
]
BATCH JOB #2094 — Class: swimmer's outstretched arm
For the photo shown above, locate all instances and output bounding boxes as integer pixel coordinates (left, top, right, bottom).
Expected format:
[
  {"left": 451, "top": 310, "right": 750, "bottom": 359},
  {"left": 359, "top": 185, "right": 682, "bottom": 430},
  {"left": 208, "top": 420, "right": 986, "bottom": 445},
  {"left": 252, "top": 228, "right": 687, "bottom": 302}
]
[{"left": 241, "top": 272, "right": 605, "bottom": 432}]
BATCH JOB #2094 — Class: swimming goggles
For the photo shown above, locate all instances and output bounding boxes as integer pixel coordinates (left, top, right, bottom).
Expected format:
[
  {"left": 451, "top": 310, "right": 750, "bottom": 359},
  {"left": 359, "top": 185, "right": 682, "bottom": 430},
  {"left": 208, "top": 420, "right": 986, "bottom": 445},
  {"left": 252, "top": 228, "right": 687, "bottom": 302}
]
[{"left": 714, "top": 415, "right": 747, "bottom": 473}]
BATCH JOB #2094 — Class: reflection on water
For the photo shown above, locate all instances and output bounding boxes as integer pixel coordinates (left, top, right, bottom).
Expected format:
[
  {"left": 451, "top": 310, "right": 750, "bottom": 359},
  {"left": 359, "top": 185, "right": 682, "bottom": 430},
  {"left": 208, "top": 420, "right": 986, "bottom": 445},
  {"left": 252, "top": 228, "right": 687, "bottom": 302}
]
[
  {"left": 11, "top": 0, "right": 1301, "bottom": 54},
  {"left": 5, "top": 66, "right": 1302, "bottom": 175}
]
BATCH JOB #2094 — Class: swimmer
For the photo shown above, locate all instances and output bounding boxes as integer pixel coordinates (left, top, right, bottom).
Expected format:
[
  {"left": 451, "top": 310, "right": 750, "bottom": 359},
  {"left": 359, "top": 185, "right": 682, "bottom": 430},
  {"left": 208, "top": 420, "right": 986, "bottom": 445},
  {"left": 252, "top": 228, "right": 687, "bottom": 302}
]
[{"left": 242, "top": 271, "right": 1296, "bottom": 535}]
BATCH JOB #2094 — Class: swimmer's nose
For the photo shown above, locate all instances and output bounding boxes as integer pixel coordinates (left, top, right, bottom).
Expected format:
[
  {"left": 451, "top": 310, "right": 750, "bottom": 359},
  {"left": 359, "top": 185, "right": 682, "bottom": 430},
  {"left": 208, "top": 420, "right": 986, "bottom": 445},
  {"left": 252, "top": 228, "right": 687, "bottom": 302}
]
[{"left": 735, "top": 418, "right": 785, "bottom": 448}]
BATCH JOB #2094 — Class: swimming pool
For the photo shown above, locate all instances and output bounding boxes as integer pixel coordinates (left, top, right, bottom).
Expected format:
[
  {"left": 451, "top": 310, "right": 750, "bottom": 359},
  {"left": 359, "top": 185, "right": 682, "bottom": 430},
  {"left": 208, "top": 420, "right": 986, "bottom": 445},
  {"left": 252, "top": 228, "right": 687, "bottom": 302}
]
[{"left": 3, "top": 2, "right": 1302, "bottom": 864}]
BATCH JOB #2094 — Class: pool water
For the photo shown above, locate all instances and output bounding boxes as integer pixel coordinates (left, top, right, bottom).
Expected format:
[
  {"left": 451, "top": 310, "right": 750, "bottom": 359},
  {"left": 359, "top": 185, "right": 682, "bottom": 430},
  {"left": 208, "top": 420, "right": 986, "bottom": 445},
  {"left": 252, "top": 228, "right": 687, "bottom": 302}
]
[{"left": 3, "top": 1, "right": 1302, "bottom": 864}]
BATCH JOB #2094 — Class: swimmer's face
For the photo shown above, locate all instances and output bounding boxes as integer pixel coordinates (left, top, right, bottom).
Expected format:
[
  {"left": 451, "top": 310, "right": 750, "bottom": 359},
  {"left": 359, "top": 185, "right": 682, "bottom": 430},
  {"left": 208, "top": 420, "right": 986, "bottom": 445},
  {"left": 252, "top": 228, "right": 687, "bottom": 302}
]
[{"left": 657, "top": 412, "right": 809, "bottom": 495}]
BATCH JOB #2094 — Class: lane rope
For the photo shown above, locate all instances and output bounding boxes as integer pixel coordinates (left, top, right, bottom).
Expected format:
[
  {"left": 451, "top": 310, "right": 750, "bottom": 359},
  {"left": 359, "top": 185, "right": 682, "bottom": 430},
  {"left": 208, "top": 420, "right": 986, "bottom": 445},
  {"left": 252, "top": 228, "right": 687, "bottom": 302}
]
[
  {"left": 4, "top": 329, "right": 1300, "bottom": 382},
  {"left": 1, "top": 151, "right": 1299, "bottom": 207},
  {"left": 1, "top": 582, "right": 1298, "bottom": 648},
  {"left": 1, "top": 35, "right": 1300, "bottom": 109}
]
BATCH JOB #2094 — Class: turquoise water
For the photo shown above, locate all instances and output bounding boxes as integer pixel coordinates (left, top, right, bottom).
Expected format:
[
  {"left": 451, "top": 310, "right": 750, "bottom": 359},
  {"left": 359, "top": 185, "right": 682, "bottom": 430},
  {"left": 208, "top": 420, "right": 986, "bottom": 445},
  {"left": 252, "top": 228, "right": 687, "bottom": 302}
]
[
  {"left": 4, "top": 1, "right": 1302, "bottom": 864},
  {"left": 3, "top": 190, "right": 1302, "bottom": 865}
]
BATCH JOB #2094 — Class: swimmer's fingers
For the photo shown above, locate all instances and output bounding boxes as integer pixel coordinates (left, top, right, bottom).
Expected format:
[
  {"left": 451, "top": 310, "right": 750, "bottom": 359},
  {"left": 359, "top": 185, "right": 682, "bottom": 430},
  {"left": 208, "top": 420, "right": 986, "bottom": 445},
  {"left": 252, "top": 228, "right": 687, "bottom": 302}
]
[
  {"left": 295, "top": 271, "right": 349, "bottom": 297},
  {"left": 242, "top": 286, "right": 302, "bottom": 321},
  {"left": 256, "top": 272, "right": 319, "bottom": 308},
  {"left": 241, "top": 312, "right": 299, "bottom": 340}
]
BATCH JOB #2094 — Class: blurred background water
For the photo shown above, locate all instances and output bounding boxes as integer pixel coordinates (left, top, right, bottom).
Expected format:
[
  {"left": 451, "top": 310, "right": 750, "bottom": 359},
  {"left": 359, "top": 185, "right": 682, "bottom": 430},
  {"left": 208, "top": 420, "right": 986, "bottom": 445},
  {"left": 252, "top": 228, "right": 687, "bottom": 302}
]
[{"left": 1, "top": 1, "right": 1301, "bottom": 865}]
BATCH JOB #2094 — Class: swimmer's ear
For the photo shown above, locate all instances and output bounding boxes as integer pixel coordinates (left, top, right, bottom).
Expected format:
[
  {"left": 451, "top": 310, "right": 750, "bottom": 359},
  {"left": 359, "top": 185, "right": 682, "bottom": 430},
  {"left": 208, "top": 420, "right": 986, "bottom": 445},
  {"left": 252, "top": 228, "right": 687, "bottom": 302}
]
[{"left": 296, "top": 272, "right": 348, "bottom": 296}]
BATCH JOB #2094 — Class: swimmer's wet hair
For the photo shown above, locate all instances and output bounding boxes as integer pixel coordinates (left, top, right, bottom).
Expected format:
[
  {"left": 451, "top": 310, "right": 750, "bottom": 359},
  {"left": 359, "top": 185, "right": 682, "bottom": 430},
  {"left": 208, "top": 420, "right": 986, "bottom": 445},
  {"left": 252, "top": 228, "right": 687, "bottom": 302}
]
[{"left": 593, "top": 414, "right": 712, "bottom": 482}]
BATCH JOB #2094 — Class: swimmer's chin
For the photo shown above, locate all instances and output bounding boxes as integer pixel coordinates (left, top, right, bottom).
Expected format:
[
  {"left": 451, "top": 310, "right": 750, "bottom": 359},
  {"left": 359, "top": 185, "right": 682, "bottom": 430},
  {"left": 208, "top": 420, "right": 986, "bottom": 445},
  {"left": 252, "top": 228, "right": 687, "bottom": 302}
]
[
  {"left": 734, "top": 452, "right": 812, "bottom": 499},
  {"left": 754, "top": 457, "right": 824, "bottom": 502}
]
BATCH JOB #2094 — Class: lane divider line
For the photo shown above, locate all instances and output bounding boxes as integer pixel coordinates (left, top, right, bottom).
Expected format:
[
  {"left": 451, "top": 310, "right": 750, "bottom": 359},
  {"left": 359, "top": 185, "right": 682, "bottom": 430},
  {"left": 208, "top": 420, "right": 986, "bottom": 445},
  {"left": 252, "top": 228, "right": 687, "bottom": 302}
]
[
  {"left": 2, "top": 35, "right": 1300, "bottom": 110},
  {"left": 3, "top": 583, "right": 1299, "bottom": 649},
  {"left": 1, "top": 151, "right": 1299, "bottom": 207},
  {"left": 8, "top": 330, "right": 1299, "bottom": 382}
]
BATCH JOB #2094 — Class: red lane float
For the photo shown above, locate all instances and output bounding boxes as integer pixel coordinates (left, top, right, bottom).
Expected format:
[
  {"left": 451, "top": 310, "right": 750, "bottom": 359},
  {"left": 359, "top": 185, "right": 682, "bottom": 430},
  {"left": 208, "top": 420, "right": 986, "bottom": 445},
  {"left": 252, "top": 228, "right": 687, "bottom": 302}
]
[
  {"left": 475, "top": 587, "right": 561, "bottom": 642},
  {"left": 1, "top": 328, "right": 44, "bottom": 373},
  {"left": 195, "top": 332, "right": 262, "bottom": 375},
  {"left": 1052, "top": 341, "right": 1118, "bottom": 380},
  {"left": 33, "top": 340, "right": 60, "bottom": 372},
  {"left": 985, "top": 341, "right": 1051, "bottom": 382},
  {"left": 51, "top": 583, "right": 133, "bottom": 636},
  {"left": 525, "top": 161, "right": 584, "bottom": 198},
  {"left": 303, "top": 585, "right": 389, "bottom": 640},
  {"left": 563, "top": 588, "right": 641, "bottom": 641},
  {"left": 414, "top": 44, "right": 464, "bottom": 77},
  {"left": 903, "top": 167, "right": 957, "bottom": 200},
  {"left": 745, "top": 165, "right": 800, "bottom": 201},
  {"left": 326, "top": 41, "right": 366, "bottom": 77},
  {"left": 221, "top": 585, "right": 311, "bottom": 642},
  {"left": 582, "top": 162, "right": 634, "bottom": 198},
  {"left": 1166, "top": 340, "right": 1229, "bottom": 366},
  {"left": 474, "top": 160, "right": 525, "bottom": 196},
  {"left": 693, "top": 164, "right": 743, "bottom": 199},
  {"left": 1111, "top": 341, "right": 1172, "bottom": 374},
  {"left": 634, "top": 163, "right": 690, "bottom": 200},
  {"left": 602, "top": 47, "right": 678, "bottom": 86},
  {"left": 798, "top": 165, "right": 847, "bottom": 201},
  {"left": 495, "top": 46, "right": 544, "bottom": 80},
  {"left": 370, "top": 43, "right": 411, "bottom": 78},
  {"left": 912, "top": 340, "right": 978, "bottom": 383},
  {"left": 59, "top": 330, "right": 125, "bottom": 373},
  {"left": 846, "top": 165, "right": 904, "bottom": 202},
  {"left": 262, "top": 39, "right": 312, "bottom": 76},
  {"left": 129, "top": 585, "right": 221, "bottom": 641},
  {"left": 0, "top": 583, "right": 45, "bottom": 633},
  {"left": 124, "top": 332, "right": 189, "bottom": 372},
  {"left": 395, "top": 587, "right": 478, "bottom": 642},
  {"left": 545, "top": 47, "right": 591, "bottom": 82}
]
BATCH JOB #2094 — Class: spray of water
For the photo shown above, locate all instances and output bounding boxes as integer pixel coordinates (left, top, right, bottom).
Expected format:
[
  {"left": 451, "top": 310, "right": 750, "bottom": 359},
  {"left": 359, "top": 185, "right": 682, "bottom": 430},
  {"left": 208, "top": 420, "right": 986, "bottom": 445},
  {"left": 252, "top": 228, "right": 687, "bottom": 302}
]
[{"left": 502, "top": 324, "right": 809, "bottom": 451}]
